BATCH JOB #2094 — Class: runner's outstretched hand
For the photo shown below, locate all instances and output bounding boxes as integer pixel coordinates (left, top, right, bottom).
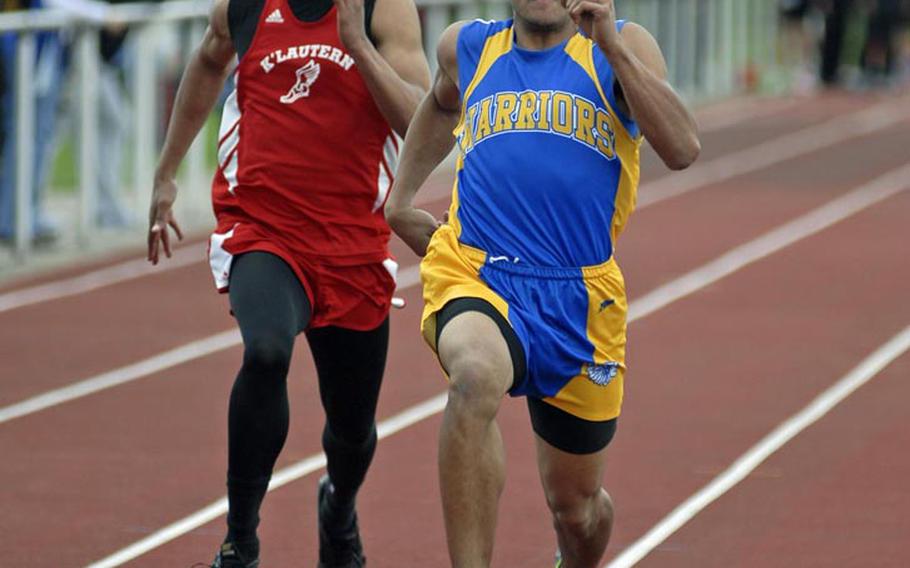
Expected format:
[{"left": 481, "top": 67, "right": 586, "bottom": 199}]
[{"left": 147, "top": 177, "right": 184, "bottom": 265}]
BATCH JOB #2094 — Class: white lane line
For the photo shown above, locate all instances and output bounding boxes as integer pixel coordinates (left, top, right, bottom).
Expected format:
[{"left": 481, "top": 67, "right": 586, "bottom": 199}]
[
  {"left": 81, "top": 162, "right": 910, "bottom": 567},
  {"left": 606, "top": 324, "right": 910, "bottom": 568},
  {"left": 0, "top": 331, "right": 240, "bottom": 425},
  {"left": 0, "top": 245, "right": 203, "bottom": 314},
  {"left": 1, "top": 99, "right": 906, "bottom": 315},
  {"left": 85, "top": 393, "right": 448, "bottom": 568},
  {"left": 695, "top": 97, "right": 801, "bottom": 133},
  {"left": 638, "top": 99, "right": 909, "bottom": 208},
  {"left": 631, "top": 162, "right": 910, "bottom": 321},
  {"left": 0, "top": 266, "right": 421, "bottom": 427}
]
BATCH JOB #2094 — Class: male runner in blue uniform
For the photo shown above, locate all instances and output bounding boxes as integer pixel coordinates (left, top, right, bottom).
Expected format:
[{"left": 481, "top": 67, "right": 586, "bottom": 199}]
[{"left": 386, "top": 0, "right": 699, "bottom": 566}]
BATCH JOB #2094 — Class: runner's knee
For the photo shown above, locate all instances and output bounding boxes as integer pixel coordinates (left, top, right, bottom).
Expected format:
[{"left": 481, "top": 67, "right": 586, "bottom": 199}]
[
  {"left": 324, "top": 420, "right": 377, "bottom": 449},
  {"left": 446, "top": 356, "right": 507, "bottom": 422},
  {"left": 241, "top": 333, "right": 294, "bottom": 380},
  {"left": 547, "top": 488, "right": 612, "bottom": 537}
]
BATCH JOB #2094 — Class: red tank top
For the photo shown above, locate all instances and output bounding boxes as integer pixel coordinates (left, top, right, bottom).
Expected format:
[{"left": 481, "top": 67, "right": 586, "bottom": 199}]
[{"left": 212, "top": 0, "right": 396, "bottom": 265}]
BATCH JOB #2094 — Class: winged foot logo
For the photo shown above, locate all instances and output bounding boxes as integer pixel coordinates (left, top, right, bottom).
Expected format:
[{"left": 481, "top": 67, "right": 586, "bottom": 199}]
[
  {"left": 586, "top": 362, "right": 620, "bottom": 387},
  {"left": 281, "top": 60, "right": 321, "bottom": 104}
]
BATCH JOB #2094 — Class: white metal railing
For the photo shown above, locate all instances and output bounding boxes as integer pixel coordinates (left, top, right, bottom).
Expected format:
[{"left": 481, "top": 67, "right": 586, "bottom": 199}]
[{"left": 0, "top": 0, "right": 778, "bottom": 261}]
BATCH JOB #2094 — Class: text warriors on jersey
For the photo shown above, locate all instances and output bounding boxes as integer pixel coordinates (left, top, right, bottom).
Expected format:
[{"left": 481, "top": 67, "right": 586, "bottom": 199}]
[{"left": 457, "top": 90, "right": 619, "bottom": 161}]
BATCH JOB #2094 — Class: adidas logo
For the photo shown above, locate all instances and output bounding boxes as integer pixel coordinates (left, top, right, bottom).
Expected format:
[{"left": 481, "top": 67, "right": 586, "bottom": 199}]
[{"left": 265, "top": 9, "right": 284, "bottom": 23}]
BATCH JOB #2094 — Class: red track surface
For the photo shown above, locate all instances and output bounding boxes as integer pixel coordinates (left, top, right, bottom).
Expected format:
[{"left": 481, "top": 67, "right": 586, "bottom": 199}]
[{"left": 2, "top": 92, "right": 909, "bottom": 567}]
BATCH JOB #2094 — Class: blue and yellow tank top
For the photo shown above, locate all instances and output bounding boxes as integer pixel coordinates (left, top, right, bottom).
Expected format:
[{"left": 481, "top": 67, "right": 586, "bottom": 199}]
[{"left": 449, "top": 19, "right": 642, "bottom": 268}]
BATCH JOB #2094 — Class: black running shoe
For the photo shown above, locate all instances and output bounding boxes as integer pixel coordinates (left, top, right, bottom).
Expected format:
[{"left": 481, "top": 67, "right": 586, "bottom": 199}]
[
  {"left": 317, "top": 475, "right": 366, "bottom": 567},
  {"left": 209, "top": 542, "right": 260, "bottom": 568}
]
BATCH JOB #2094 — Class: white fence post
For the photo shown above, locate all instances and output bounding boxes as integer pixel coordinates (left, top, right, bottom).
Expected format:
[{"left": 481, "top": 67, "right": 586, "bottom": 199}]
[
  {"left": 684, "top": 0, "right": 698, "bottom": 98},
  {"left": 77, "top": 26, "right": 100, "bottom": 244},
  {"left": 761, "top": 0, "right": 779, "bottom": 83},
  {"left": 704, "top": 0, "right": 719, "bottom": 98},
  {"left": 424, "top": 5, "right": 450, "bottom": 77},
  {"left": 132, "top": 23, "right": 156, "bottom": 214},
  {"left": 184, "top": 19, "right": 209, "bottom": 219},
  {"left": 735, "top": 0, "right": 748, "bottom": 79},
  {"left": 666, "top": 0, "right": 679, "bottom": 87},
  {"left": 14, "top": 32, "right": 36, "bottom": 258},
  {"left": 720, "top": 0, "right": 735, "bottom": 95}
]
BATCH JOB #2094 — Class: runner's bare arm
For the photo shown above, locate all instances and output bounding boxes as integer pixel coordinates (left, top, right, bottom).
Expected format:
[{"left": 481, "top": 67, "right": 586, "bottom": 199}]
[
  {"left": 335, "top": 0, "right": 431, "bottom": 137},
  {"left": 154, "top": 0, "right": 236, "bottom": 185},
  {"left": 148, "top": 0, "right": 235, "bottom": 265},
  {"left": 385, "top": 22, "right": 464, "bottom": 256},
  {"left": 565, "top": 0, "right": 699, "bottom": 170},
  {"left": 608, "top": 22, "right": 700, "bottom": 169}
]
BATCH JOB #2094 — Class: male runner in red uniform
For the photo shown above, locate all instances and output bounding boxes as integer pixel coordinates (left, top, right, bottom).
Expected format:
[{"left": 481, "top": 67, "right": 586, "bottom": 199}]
[{"left": 146, "top": 0, "right": 429, "bottom": 566}]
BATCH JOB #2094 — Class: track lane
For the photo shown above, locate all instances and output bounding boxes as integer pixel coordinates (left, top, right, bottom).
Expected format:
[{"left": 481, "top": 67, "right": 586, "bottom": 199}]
[
  {"left": 129, "top": 187, "right": 910, "bottom": 567},
  {"left": 622, "top": 190, "right": 910, "bottom": 568},
  {"left": 0, "top": 262, "right": 227, "bottom": 407},
  {"left": 95, "top": 167, "right": 910, "bottom": 564},
  {"left": 602, "top": 189, "right": 910, "bottom": 561},
  {"left": 0, "top": 283, "right": 442, "bottom": 567},
  {"left": 133, "top": 181, "right": 910, "bottom": 567},
  {"left": 215, "top": 175, "right": 910, "bottom": 568},
  {"left": 631, "top": 349, "right": 910, "bottom": 568}
]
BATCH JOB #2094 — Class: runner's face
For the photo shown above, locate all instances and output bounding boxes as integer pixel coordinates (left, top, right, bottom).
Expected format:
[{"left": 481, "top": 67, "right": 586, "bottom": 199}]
[{"left": 512, "top": 0, "right": 572, "bottom": 33}]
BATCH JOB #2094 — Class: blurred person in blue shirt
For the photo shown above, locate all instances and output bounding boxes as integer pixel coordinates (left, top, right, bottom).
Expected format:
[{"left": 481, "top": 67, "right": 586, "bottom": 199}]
[{"left": 0, "top": 0, "right": 65, "bottom": 243}]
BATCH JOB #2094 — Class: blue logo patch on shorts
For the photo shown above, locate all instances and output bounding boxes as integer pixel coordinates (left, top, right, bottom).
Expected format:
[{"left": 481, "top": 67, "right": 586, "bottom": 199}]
[{"left": 587, "top": 362, "right": 620, "bottom": 387}]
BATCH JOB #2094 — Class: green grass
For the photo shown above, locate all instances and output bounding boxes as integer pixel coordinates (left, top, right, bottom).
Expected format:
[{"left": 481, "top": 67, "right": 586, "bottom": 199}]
[{"left": 50, "top": 133, "right": 77, "bottom": 193}]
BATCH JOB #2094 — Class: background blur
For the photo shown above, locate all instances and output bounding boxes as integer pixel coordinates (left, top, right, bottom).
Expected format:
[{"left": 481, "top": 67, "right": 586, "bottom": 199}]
[{"left": 0, "top": 0, "right": 908, "bottom": 280}]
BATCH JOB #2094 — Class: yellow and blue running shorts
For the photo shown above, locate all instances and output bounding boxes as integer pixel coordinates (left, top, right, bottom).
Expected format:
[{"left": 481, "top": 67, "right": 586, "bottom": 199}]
[{"left": 420, "top": 224, "right": 627, "bottom": 422}]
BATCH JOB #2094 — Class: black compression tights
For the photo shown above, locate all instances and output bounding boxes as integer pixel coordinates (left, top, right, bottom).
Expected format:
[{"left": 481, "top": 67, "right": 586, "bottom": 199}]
[{"left": 225, "top": 252, "right": 388, "bottom": 553}]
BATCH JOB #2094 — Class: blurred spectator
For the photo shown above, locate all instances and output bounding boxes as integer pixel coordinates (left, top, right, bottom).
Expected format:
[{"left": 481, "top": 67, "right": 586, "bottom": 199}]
[
  {"left": 44, "top": 0, "right": 137, "bottom": 227},
  {"left": 0, "top": 0, "right": 64, "bottom": 244},
  {"left": 780, "top": 0, "right": 820, "bottom": 92},
  {"left": 861, "top": 0, "right": 902, "bottom": 83},
  {"left": 902, "top": 3, "right": 910, "bottom": 81},
  {"left": 819, "top": 0, "right": 854, "bottom": 86},
  {"left": 50, "top": 0, "right": 164, "bottom": 228},
  {"left": 95, "top": 17, "right": 132, "bottom": 227},
  {"left": 814, "top": 0, "right": 910, "bottom": 88},
  {"left": 0, "top": 52, "right": 5, "bottom": 158}
]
